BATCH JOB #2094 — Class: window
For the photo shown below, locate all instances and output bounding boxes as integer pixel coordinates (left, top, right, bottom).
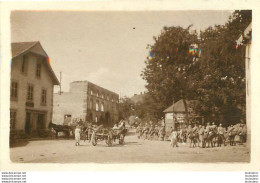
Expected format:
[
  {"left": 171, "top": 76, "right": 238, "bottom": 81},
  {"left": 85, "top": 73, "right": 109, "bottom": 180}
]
[
  {"left": 96, "top": 102, "right": 99, "bottom": 111},
  {"left": 21, "top": 55, "right": 28, "bottom": 73},
  {"left": 41, "top": 89, "right": 47, "bottom": 105},
  {"left": 27, "top": 84, "right": 34, "bottom": 101},
  {"left": 97, "top": 92, "right": 99, "bottom": 97},
  {"left": 89, "top": 99, "right": 93, "bottom": 109},
  {"left": 101, "top": 94, "right": 104, "bottom": 99},
  {"left": 10, "top": 111, "right": 16, "bottom": 130},
  {"left": 36, "top": 62, "right": 41, "bottom": 77},
  {"left": 11, "top": 81, "right": 18, "bottom": 100},
  {"left": 101, "top": 103, "right": 104, "bottom": 112},
  {"left": 90, "top": 90, "right": 93, "bottom": 95}
]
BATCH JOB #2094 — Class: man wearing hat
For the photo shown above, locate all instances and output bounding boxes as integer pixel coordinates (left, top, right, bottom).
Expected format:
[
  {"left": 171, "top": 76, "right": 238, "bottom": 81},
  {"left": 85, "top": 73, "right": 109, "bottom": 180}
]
[
  {"left": 198, "top": 125, "right": 205, "bottom": 147},
  {"left": 206, "top": 123, "right": 211, "bottom": 133},
  {"left": 211, "top": 122, "right": 217, "bottom": 133},
  {"left": 217, "top": 123, "right": 226, "bottom": 146},
  {"left": 143, "top": 122, "right": 150, "bottom": 140},
  {"left": 159, "top": 125, "right": 166, "bottom": 141}
]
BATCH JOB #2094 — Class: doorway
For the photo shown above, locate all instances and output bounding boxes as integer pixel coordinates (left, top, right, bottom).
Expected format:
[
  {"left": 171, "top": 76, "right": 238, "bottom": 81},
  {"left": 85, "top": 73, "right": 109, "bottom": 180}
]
[
  {"left": 37, "top": 114, "right": 45, "bottom": 130},
  {"left": 25, "top": 112, "right": 31, "bottom": 134}
]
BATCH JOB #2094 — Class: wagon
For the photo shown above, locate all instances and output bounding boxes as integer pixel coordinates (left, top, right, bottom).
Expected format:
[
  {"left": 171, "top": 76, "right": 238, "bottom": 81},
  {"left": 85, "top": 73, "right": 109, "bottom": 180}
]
[
  {"left": 90, "top": 128, "right": 127, "bottom": 147},
  {"left": 48, "top": 122, "right": 75, "bottom": 138}
]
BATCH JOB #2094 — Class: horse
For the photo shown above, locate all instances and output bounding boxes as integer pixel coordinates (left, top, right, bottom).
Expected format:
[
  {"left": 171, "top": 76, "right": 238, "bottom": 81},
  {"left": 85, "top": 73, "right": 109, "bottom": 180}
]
[
  {"left": 142, "top": 128, "right": 150, "bottom": 140},
  {"left": 201, "top": 130, "right": 217, "bottom": 148},
  {"left": 48, "top": 122, "right": 72, "bottom": 138},
  {"left": 228, "top": 128, "right": 238, "bottom": 146},
  {"left": 215, "top": 133, "right": 225, "bottom": 147},
  {"left": 179, "top": 130, "right": 187, "bottom": 143},
  {"left": 202, "top": 131, "right": 209, "bottom": 148},
  {"left": 208, "top": 130, "right": 218, "bottom": 147},
  {"left": 188, "top": 131, "right": 199, "bottom": 148}
]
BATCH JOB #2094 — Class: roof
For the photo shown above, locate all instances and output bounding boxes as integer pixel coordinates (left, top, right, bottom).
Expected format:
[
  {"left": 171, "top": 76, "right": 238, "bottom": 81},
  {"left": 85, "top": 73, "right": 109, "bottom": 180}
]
[
  {"left": 130, "top": 93, "right": 146, "bottom": 104},
  {"left": 236, "top": 22, "right": 252, "bottom": 46},
  {"left": 11, "top": 41, "right": 60, "bottom": 85},
  {"left": 163, "top": 99, "right": 199, "bottom": 113},
  {"left": 12, "top": 41, "right": 38, "bottom": 58}
]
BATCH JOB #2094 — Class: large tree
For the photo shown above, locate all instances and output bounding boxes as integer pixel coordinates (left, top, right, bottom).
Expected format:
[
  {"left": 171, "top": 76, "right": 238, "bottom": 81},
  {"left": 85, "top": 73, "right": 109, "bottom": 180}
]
[
  {"left": 196, "top": 10, "right": 251, "bottom": 125},
  {"left": 141, "top": 26, "right": 198, "bottom": 122},
  {"left": 141, "top": 10, "right": 251, "bottom": 126}
]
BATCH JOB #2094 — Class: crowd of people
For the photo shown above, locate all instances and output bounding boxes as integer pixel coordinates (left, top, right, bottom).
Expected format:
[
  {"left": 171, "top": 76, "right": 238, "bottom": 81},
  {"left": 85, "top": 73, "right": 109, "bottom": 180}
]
[{"left": 136, "top": 122, "right": 247, "bottom": 148}]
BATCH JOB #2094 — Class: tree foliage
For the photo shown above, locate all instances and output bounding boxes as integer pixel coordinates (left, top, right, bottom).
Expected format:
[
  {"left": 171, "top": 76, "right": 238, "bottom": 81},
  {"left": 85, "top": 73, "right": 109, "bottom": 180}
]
[
  {"left": 141, "top": 26, "right": 198, "bottom": 121},
  {"left": 141, "top": 10, "right": 251, "bottom": 126}
]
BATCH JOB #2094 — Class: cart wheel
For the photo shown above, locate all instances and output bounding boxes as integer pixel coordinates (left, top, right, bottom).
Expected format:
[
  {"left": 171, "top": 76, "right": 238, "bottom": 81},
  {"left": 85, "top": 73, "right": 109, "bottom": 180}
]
[
  {"left": 91, "top": 132, "right": 97, "bottom": 146},
  {"left": 107, "top": 136, "right": 112, "bottom": 147}
]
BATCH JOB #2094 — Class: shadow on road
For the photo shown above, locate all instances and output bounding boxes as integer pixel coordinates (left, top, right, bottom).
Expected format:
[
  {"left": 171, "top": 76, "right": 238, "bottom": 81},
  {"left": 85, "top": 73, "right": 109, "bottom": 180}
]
[
  {"left": 10, "top": 140, "right": 29, "bottom": 148},
  {"left": 75, "top": 141, "right": 142, "bottom": 148}
]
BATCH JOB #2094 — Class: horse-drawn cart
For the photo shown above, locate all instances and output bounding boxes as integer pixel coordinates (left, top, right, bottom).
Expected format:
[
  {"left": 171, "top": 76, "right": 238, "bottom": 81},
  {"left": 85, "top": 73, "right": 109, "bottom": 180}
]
[
  {"left": 90, "top": 127, "right": 127, "bottom": 147},
  {"left": 48, "top": 122, "right": 75, "bottom": 138}
]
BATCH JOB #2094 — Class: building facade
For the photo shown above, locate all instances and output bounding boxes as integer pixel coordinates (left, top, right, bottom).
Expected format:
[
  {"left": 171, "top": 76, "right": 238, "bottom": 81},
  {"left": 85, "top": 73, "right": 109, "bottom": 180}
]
[
  {"left": 163, "top": 100, "right": 202, "bottom": 132},
  {"left": 53, "top": 81, "right": 119, "bottom": 127},
  {"left": 237, "top": 22, "right": 252, "bottom": 147},
  {"left": 10, "top": 41, "right": 60, "bottom": 138}
]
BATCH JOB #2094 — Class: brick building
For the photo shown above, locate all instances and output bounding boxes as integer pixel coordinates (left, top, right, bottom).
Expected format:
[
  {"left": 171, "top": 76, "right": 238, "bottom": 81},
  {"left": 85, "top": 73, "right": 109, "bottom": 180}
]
[
  {"left": 53, "top": 81, "right": 119, "bottom": 127},
  {"left": 10, "top": 41, "right": 60, "bottom": 138}
]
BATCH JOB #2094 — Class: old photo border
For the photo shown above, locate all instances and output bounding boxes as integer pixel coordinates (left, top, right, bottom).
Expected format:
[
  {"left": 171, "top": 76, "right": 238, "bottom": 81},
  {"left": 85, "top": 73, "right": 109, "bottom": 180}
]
[{"left": 1, "top": 0, "right": 260, "bottom": 171}]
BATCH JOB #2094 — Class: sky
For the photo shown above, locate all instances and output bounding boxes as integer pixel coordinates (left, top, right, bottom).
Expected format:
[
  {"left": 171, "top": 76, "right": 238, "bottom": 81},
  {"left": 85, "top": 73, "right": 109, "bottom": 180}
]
[{"left": 11, "top": 10, "right": 233, "bottom": 97}]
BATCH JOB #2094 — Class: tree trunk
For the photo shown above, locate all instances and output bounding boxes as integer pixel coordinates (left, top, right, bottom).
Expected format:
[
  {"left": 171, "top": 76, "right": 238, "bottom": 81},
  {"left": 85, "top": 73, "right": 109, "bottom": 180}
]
[{"left": 182, "top": 92, "right": 189, "bottom": 126}]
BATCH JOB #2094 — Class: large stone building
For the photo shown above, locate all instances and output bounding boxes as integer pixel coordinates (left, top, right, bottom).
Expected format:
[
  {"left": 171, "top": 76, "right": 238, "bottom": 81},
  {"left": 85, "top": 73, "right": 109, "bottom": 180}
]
[
  {"left": 10, "top": 41, "right": 60, "bottom": 138},
  {"left": 53, "top": 81, "right": 119, "bottom": 127}
]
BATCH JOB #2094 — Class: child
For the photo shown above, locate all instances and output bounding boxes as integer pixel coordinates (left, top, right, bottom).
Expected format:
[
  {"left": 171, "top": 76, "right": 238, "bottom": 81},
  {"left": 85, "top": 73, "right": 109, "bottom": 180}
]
[{"left": 75, "top": 125, "right": 81, "bottom": 146}]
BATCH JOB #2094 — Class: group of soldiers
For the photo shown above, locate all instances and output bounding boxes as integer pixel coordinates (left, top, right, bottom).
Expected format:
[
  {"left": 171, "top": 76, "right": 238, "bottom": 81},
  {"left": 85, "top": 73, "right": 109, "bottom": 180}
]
[
  {"left": 136, "top": 122, "right": 247, "bottom": 148},
  {"left": 136, "top": 123, "right": 166, "bottom": 141},
  {"left": 180, "top": 122, "right": 247, "bottom": 148}
]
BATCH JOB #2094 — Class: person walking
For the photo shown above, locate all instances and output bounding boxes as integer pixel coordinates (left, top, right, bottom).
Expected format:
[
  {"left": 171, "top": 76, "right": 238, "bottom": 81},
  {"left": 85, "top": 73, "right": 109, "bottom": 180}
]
[
  {"left": 217, "top": 123, "right": 226, "bottom": 146},
  {"left": 192, "top": 124, "right": 199, "bottom": 147},
  {"left": 198, "top": 125, "right": 205, "bottom": 147},
  {"left": 159, "top": 125, "right": 166, "bottom": 141},
  {"left": 170, "top": 130, "right": 178, "bottom": 148},
  {"left": 87, "top": 123, "right": 93, "bottom": 143},
  {"left": 75, "top": 125, "right": 81, "bottom": 146}
]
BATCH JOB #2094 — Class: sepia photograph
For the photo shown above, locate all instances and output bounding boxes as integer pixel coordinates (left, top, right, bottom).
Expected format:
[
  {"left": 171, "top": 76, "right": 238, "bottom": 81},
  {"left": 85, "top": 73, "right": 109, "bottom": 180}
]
[{"left": 8, "top": 9, "right": 251, "bottom": 163}]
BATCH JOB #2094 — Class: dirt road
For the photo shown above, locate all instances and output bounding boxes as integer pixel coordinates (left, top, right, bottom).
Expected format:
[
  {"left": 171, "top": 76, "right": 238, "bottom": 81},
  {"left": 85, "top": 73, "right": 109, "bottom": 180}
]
[{"left": 10, "top": 132, "right": 250, "bottom": 163}]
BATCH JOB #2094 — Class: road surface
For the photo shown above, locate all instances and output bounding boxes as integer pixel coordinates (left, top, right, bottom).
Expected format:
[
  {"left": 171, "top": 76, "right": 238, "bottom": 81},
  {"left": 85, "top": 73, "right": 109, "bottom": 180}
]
[{"left": 10, "top": 131, "right": 250, "bottom": 163}]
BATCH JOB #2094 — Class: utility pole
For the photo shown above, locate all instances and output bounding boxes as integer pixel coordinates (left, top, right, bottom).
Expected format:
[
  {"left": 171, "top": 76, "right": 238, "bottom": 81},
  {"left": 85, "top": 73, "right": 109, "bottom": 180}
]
[{"left": 59, "top": 71, "right": 62, "bottom": 95}]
